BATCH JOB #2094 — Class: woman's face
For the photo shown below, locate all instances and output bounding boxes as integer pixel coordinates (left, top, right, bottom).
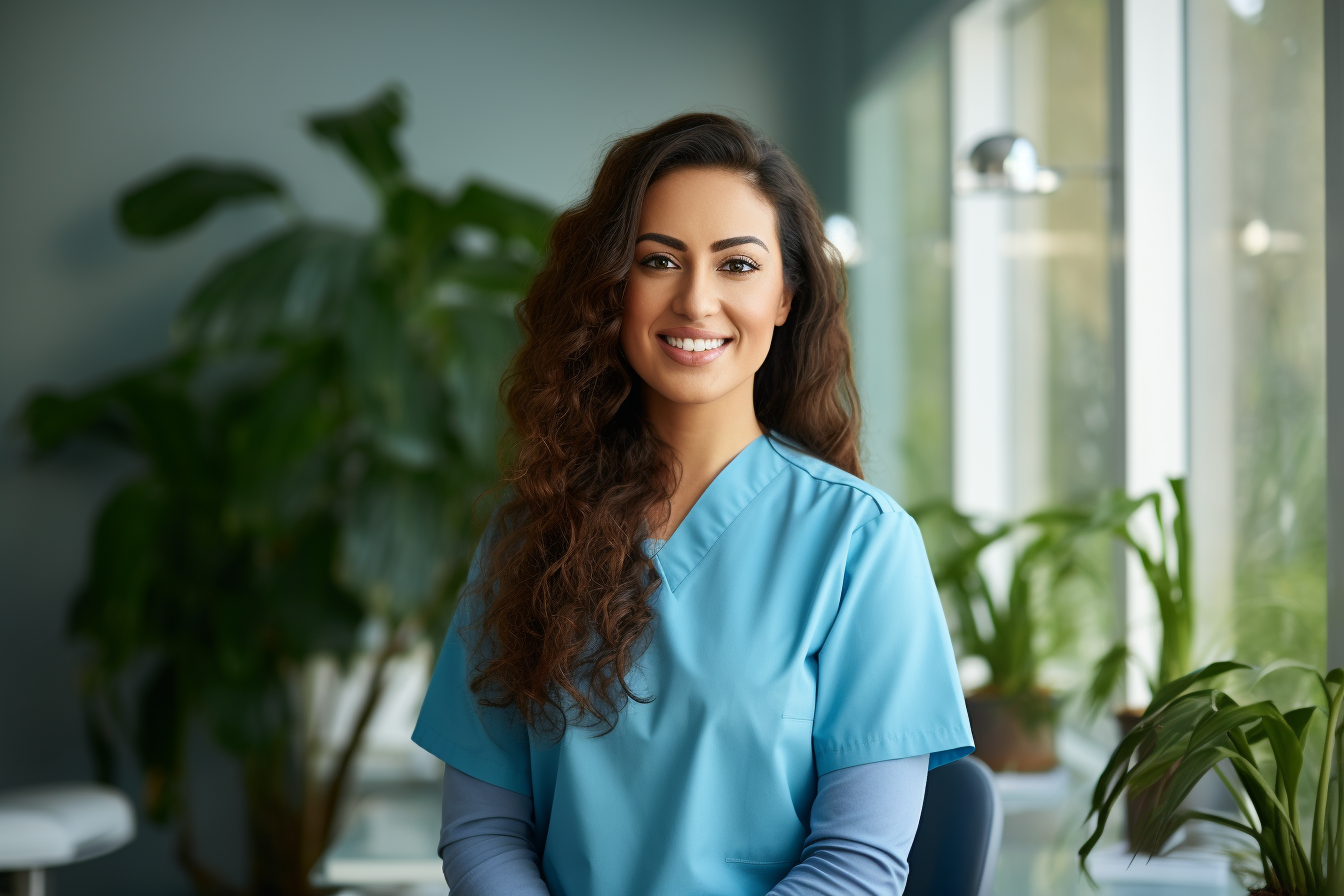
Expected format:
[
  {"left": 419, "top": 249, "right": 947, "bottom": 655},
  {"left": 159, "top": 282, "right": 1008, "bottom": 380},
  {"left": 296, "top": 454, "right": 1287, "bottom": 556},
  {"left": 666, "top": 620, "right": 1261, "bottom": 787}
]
[{"left": 620, "top": 167, "right": 792, "bottom": 409}]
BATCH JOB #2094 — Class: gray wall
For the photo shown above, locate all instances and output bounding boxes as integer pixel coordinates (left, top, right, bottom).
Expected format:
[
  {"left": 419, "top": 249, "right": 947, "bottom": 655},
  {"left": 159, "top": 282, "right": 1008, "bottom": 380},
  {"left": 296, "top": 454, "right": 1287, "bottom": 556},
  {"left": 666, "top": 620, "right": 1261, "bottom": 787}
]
[{"left": 0, "top": 1, "right": 941, "bottom": 892}]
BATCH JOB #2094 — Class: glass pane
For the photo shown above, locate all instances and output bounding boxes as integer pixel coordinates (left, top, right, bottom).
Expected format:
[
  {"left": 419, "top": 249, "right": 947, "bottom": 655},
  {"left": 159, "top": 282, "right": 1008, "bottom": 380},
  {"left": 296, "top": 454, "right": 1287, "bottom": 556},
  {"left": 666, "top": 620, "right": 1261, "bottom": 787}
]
[
  {"left": 850, "top": 35, "right": 953, "bottom": 507},
  {"left": 1186, "top": 0, "right": 1327, "bottom": 677},
  {"left": 1010, "top": 0, "right": 1115, "bottom": 511},
  {"left": 1002, "top": 0, "right": 1116, "bottom": 701}
]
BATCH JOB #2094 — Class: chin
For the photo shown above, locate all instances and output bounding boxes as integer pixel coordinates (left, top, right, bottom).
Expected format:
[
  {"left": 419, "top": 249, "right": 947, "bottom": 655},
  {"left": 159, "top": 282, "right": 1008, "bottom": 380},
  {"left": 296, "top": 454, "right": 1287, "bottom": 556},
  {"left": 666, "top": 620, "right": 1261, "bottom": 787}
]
[{"left": 648, "top": 378, "right": 735, "bottom": 407}]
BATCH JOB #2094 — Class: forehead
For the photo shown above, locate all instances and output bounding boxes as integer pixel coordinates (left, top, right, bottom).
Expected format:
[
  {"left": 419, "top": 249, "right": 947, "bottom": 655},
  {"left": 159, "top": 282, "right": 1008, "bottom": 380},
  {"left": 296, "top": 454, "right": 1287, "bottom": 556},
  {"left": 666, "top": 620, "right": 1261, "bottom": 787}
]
[{"left": 639, "top": 168, "right": 778, "bottom": 244}]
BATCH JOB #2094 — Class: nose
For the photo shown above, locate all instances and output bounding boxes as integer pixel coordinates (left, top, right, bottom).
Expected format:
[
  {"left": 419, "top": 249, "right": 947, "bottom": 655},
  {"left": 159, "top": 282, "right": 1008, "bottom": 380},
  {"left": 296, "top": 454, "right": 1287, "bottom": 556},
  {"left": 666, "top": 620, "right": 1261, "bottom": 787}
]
[{"left": 670, "top": 262, "right": 720, "bottom": 322}]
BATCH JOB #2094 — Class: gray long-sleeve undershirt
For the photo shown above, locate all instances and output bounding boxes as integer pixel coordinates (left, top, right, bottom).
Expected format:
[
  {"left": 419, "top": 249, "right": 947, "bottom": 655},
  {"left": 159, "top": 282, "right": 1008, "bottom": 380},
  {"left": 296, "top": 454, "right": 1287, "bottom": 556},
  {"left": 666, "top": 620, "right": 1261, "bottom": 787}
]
[{"left": 438, "top": 753, "right": 929, "bottom": 895}]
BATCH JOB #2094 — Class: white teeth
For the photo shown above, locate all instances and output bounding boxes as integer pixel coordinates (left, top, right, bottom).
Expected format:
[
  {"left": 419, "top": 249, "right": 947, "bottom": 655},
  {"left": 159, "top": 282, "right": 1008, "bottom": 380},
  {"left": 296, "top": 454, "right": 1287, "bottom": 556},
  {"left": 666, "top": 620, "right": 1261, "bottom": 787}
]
[{"left": 662, "top": 336, "right": 726, "bottom": 352}]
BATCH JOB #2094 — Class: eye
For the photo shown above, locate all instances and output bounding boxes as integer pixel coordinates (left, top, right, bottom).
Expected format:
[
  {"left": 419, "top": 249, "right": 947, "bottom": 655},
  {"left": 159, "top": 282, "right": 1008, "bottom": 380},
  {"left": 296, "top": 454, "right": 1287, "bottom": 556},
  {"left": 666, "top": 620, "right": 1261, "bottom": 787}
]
[
  {"left": 640, "top": 253, "right": 679, "bottom": 270},
  {"left": 720, "top": 256, "right": 760, "bottom": 274}
]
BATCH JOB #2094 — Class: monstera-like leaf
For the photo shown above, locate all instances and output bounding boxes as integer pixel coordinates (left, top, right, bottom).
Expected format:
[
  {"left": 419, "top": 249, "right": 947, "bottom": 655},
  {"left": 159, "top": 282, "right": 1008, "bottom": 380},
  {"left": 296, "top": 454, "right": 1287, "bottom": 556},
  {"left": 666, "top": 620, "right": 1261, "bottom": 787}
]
[
  {"left": 448, "top": 180, "right": 554, "bottom": 253},
  {"left": 176, "top": 225, "right": 367, "bottom": 349},
  {"left": 119, "top": 163, "right": 285, "bottom": 239},
  {"left": 309, "top": 87, "right": 407, "bottom": 197}
]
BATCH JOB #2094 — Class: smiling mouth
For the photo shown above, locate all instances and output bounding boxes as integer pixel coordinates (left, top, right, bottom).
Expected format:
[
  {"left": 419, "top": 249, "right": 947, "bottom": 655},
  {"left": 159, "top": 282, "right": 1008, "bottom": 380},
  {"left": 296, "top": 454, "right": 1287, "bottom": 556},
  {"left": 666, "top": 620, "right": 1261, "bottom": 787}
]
[{"left": 660, "top": 335, "right": 729, "bottom": 353}]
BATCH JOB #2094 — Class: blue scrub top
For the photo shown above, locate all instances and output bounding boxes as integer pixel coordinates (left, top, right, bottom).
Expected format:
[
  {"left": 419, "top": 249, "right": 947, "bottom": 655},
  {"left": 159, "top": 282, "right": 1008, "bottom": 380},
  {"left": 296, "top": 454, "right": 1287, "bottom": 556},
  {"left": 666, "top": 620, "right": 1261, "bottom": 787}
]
[{"left": 412, "top": 432, "right": 973, "bottom": 896}]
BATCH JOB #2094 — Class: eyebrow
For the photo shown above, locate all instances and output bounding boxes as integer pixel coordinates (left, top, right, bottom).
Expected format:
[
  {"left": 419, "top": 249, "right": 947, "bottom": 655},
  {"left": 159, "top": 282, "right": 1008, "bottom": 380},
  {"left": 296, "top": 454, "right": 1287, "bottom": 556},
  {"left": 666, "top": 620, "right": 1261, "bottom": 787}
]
[
  {"left": 711, "top": 235, "right": 769, "bottom": 252},
  {"left": 636, "top": 232, "right": 687, "bottom": 251},
  {"left": 635, "top": 233, "right": 770, "bottom": 253}
]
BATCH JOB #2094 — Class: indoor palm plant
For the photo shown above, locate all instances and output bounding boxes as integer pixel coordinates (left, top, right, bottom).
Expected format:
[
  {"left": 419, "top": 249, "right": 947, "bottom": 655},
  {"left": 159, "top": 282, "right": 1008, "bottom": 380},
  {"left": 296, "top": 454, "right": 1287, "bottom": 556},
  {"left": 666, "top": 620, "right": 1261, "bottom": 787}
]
[
  {"left": 1082, "top": 662, "right": 1344, "bottom": 896},
  {"left": 18, "top": 87, "right": 551, "bottom": 895}
]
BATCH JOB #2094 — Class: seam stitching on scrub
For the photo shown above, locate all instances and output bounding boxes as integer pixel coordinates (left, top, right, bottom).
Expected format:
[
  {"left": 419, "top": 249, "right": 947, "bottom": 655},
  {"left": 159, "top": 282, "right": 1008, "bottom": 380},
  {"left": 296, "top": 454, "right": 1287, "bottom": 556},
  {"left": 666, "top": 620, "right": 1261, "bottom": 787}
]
[
  {"left": 765, "top": 436, "right": 893, "bottom": 518},
  {"left": 849, "top": 504, "right": 914, "bottom": 538},
  {"left": 724, "top": 858, "right": 794, "bottom": 866},
  {"left": 780, "top": 713, "right": 814, "bottom": 721},
  {"left": 667, "top": 465, "right": 790, "bottom": 593}
]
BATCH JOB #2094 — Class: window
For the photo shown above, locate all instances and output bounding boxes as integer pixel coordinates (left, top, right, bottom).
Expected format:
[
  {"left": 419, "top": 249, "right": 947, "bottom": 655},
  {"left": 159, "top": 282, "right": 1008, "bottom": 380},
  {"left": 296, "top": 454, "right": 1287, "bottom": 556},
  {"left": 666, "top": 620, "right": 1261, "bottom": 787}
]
[
  {"left": 849, "top": 0, "right": 1329, "bottom": 891},
  {"left": 852, "top": 0, "right": 1117, "bottom": 696},
  {"left": 851, "top": 0, "right": 1328, "bottom": 694}
]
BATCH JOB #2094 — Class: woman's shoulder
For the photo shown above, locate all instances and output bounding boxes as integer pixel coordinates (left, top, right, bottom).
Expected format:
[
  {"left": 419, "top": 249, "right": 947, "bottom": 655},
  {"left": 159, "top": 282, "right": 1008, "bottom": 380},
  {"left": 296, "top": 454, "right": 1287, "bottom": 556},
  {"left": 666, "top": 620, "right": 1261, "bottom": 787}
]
[{"left": 765, "top": 432, "right": 905, "bottom": 523}]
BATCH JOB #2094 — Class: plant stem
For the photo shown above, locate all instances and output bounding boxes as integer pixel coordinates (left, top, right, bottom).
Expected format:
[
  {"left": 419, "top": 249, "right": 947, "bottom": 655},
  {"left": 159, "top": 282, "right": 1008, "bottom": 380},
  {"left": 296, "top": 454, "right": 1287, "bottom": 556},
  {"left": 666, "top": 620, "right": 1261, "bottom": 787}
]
[
  {"left": 1216, "top": 764, "right": 1261, "bottom": 833},
  {"left": 310, "top": 628, "right": 405, "bottom": 864},
  {"left": 1315, "top": 682, "right": 1344, "bottom": 876},
  {"left": 1335, "top": 716, "right": 1344, "bottom": 894}
]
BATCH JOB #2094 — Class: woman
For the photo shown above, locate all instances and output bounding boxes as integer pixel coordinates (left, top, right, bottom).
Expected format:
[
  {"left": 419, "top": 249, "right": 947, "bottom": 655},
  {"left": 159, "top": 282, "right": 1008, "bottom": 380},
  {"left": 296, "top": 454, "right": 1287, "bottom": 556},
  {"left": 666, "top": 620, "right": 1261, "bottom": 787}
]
[{"left": 412, "top": 113, "right": 973, "bottom": 896}]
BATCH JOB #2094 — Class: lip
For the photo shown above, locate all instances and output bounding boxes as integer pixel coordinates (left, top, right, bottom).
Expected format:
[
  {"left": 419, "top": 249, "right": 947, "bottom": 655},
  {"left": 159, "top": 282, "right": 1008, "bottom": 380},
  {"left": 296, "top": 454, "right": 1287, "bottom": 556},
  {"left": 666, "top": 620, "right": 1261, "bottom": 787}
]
[{"left": 657, "top": 333, "right": 731, "bottom": 367}]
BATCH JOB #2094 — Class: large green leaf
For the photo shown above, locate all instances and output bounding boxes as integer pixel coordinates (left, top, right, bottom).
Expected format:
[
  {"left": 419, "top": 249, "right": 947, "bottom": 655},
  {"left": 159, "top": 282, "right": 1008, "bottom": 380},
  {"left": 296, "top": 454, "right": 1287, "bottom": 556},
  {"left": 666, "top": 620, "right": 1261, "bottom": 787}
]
[
  {"left": 197, "top": 665, "right": 291, "bottom": 757},
  {"left": 308, "top": 87, "right": 406, "bottom": 196},
  {"left": 176, "top": 225, "right": 366, "bottom": 349},
  {"left": 255, "top": 516, "right": 363, "bottom": 659},
  {"left": 385, "top": 185, "right": 457, "bottom": 253},
  {"left": 447, "top": 180, "right": 553, "bottom": 251},
  {"left": 434, "top": 302, "right": 521, "bottom": 468},
  {"left": 221, "top": 348, "right": 342, "bottom": 531},
  {"left": 25, "top": 368, "right": 207, "bottom": 492},
  {"left": 22, "top": 388, "right": 130, "bottom": 456},
  {"left": 68, "top": 479, "right": 165, "bottom": 671},
  {"left": 20, "top": 355, "right": 198, "bottom": 457},
  {"left": 436, "top": 255, "right": 539, "bottom": 295},
  {"left": 117, "top": 379, "right": 210, "bottom": 491},
  {"left": 1144, "top": 661, "right": 1250, "bottom": 719},
  {"left": 342, "top": 292, "right": 447, "bottom": 468},
  {"left": 340, "top": 463, "right": 454, "bottom": 616},
  {"left": 119, "top": 163, "right": 284, "bottom": 239}
]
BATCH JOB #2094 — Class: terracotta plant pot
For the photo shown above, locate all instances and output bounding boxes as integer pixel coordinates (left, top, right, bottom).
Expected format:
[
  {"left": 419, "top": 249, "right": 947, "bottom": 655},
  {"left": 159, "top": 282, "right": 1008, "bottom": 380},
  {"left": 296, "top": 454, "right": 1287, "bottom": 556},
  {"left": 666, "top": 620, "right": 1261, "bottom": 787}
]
[
  {"left": 964, "top": 689, "right": 1058, "bottom": 772},
  {"left": 1117, "top": 706, "right": 1178, "bottom": 854}
]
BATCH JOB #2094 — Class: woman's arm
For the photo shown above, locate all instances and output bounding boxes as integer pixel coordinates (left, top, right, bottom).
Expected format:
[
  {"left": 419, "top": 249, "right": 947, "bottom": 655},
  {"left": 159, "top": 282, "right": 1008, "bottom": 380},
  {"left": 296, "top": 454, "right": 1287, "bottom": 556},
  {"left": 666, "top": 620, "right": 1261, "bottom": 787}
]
[
  {"left": 438, "top": 763, "right": 552, "bottom": 895},
  {"left": 767, "top": 754, "right": 929, "bottom": 896}
]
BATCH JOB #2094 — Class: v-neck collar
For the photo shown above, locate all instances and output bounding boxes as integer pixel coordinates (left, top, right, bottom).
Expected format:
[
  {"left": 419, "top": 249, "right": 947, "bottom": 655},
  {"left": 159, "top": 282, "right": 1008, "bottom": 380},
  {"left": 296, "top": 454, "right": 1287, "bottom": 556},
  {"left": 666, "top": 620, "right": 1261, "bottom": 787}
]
[{"left": 652, "top": 432, "right": 789, "bottom": 597}]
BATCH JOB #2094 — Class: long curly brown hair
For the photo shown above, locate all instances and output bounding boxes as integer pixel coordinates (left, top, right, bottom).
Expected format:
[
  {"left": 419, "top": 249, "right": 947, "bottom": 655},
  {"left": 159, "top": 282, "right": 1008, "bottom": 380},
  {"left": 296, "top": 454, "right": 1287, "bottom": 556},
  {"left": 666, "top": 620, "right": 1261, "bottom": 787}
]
[{"left": 469, "top": 112, "right": 862, "bottom": 736}]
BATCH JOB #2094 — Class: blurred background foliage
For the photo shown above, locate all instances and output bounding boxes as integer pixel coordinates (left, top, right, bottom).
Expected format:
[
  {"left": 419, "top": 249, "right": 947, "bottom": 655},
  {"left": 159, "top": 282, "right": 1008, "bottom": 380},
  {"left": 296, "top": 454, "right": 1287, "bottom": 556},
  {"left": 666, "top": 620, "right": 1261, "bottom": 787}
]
[
  {"left": 912, "top": 499, "right": 1103, "bottom": 705},
  {"left": 18, "top": 86, "right": 551, "bottom": 895},
  {"left": 915, "top": 478, "right": 1197, "bottom": 717}
]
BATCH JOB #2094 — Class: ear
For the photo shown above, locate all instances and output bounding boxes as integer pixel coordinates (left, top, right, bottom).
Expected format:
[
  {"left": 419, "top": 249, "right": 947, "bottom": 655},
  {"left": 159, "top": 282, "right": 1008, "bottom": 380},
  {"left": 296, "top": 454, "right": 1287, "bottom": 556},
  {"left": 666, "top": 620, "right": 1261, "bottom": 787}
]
[{"left": 774, "top": 288, "right": 793, "bottom": 327}]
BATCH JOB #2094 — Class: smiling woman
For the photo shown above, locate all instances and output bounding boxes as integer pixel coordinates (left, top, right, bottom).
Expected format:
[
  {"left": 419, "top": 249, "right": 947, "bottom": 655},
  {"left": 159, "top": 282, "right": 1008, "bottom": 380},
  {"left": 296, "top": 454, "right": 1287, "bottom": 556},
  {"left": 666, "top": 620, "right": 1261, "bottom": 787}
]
[
  {"left": 622, "top": 166, "right": 795, "bottom": 537},
  {"left": 412, "top": 113, "right": 973, "bottom": 896}
]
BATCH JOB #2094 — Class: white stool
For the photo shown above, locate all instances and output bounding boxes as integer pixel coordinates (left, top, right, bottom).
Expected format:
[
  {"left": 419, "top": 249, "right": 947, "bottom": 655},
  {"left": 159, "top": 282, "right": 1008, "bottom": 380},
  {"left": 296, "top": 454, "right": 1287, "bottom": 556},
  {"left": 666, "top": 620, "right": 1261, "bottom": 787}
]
[{"left": 0, "top": 784, "right": 135, "bottom": 896}]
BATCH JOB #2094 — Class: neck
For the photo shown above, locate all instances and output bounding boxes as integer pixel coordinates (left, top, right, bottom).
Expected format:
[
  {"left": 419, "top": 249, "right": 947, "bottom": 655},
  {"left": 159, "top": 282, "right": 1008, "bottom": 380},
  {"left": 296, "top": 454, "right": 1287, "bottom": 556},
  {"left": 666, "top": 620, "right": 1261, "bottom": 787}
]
[{"left": 643, "top": 377, "right": 764, "bottom": 537}]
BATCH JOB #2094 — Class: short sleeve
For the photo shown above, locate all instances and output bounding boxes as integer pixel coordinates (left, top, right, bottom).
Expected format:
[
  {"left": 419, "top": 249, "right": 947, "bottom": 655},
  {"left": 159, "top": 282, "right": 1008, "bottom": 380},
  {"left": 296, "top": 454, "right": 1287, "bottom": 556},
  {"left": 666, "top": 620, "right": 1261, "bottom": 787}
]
[
  {"left": 812, "top": 510, "right": 974, "bottom": 775},
  {"left": 412, "top": 532, "right": 533, "bottom": 797}
]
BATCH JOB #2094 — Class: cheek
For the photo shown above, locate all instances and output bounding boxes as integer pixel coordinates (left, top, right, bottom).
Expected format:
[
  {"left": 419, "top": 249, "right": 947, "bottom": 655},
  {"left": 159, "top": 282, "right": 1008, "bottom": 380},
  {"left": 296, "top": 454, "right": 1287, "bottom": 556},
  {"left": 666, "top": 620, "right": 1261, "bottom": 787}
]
[
  {"left": 620, "top": 278, "right": 658, "bottom": 358},
  {"left": 732, "top": 289, "right": 786, "bottom": 354}
]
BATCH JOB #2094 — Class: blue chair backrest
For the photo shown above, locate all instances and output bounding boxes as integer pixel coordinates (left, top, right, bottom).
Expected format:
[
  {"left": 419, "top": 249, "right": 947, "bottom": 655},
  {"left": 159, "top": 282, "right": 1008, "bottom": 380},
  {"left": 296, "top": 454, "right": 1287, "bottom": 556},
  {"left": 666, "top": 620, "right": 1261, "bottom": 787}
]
[{"left": 904, "top": 756, "right": 1002, "bottom": 896}]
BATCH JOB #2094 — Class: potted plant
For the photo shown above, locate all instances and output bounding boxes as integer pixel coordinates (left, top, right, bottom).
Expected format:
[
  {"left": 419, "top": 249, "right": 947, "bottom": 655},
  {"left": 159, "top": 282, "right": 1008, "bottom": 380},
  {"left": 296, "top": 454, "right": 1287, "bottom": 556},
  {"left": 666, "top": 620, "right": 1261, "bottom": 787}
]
[
  {"left": 912, "top": 501, "right": 1109, "bottom": 772},
  {"left": 1082, "top": 661, "right": 1344, "bottom": 896},
  {"left": 17, "top": 87, "right": 551, "bottom": 895},
  {"left": 1084, "top": 478, "right": 1199, "bottom": 847}
]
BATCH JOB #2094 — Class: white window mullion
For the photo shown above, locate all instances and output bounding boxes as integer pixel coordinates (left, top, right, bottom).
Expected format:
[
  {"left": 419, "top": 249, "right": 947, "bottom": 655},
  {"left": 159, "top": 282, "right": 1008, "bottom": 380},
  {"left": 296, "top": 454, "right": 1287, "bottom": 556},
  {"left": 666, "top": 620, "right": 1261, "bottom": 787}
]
[
  {"left": 951, "top": 0, "right": 1014, "bottom": 526},
  {"left": 1123, "top": 0, "right": 1189, "bottom": 705}
]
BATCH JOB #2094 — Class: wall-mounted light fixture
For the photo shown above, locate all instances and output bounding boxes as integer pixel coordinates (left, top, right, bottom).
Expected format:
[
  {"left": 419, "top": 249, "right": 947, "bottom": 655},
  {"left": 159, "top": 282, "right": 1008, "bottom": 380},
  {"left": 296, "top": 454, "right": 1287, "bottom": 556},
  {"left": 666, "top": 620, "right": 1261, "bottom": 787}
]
[{"left": 954, "top": 134, "right": 1062, "bottom": 196}]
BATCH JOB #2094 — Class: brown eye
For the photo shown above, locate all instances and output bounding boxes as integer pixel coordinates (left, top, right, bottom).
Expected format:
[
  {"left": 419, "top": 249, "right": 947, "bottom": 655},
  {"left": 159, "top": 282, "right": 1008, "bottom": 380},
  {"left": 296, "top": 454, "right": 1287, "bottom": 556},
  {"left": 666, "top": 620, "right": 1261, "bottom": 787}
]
[
  {"left": 641, "top": 254, "right": 678, "bottom": 270},
  {"left": 721, "top": 257, "right": 759, "bottom": 274}
]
